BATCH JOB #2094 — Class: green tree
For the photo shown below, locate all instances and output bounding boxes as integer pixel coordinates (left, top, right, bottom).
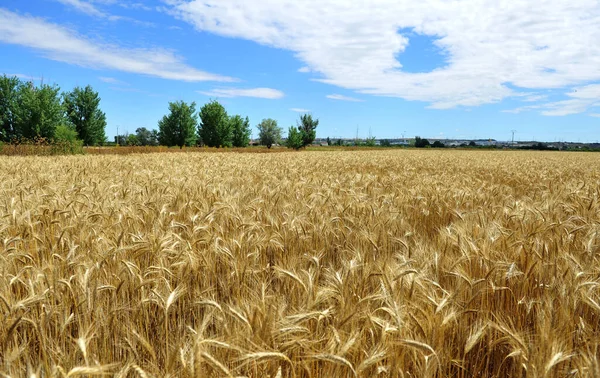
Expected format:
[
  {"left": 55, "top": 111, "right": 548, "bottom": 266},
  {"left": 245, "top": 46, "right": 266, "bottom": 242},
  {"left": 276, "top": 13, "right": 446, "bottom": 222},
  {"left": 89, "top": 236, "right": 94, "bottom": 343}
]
[
  {"left": 63, "top": 85, "right": 107, "bottom": 146},
  {"left": 126, "top": 134, "right": 139, "bottom": 146},
  {"left": 198, "top": 100, "right": 231, "bottom": 147},
  {"left": 432, "top": 140, "right": 445, "bottom": 148},
  {"left": 380, "top": 139, "right": 391, "bottom": 147},
  {"left": 414, "top": 136, "right": 430, "bottom": 148},
  {"left": 230, "top": 115, "right": 251, "bottom": 147},
  {"left": 158, "top": 101, "right": 198, "bottom": 148},
  {"left": 285, "top": 125, "right": 303, "bottom": 150},
  {"left": 115, "top": 134, "right": 127, "bottom": 145},
  {"left": 0, "top": 75, "right": 22, "bottom": 142},
  {"left": 365, "top": 136, "right": 376, "bottom": 147},
  {"left": 16, "top": 82, "right": 64, "bottom": 140},
  {"left": 135, "top": 127, "right": 158, "bottom": 146},
  {"left": 257, "top": 118, "right": 282, "bottom": 149},
  {"left": 297, "top": 113, "right": 318, "bottom": 147}
]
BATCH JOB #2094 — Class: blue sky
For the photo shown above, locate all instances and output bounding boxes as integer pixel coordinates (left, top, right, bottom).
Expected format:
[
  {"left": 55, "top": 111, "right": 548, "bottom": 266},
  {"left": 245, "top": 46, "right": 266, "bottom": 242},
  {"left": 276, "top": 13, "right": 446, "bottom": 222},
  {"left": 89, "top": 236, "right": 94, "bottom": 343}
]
[{"left": 1, "top": 0, "right": 600, "bottom": 142}]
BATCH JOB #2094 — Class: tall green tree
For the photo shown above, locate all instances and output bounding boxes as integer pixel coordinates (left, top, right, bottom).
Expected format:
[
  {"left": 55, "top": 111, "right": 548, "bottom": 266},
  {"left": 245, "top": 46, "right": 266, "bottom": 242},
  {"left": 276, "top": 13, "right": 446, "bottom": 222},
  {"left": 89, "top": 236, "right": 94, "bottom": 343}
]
[
  {"left": 158, "top": 101, "right": 198, "bottom": 148},
  {"left": 63, "top": 85, "right": 107, "bottom": 146},
  {"left": 285, "top": 125, "right": 303, "bottom": 150},
  {"left": 230, "top": 115, "right": 251, "bottom": 147},
  {"left": 297, "top": 113, "right": 318, "bottom": 147},
  {"left": 198, "top": 100, "right": 231, "bottom": 147},
  {"left": 135, "top": 127, "right": 159, "bottom": 146},
  {"left": 0, "top": 75, "right": 22, "bottom": 142},
  {"left": 16, "top": 82, "right": 64, "bottom": 140},
  {"left": 257, "top": 118, "right": 282, "bottom": 149}
]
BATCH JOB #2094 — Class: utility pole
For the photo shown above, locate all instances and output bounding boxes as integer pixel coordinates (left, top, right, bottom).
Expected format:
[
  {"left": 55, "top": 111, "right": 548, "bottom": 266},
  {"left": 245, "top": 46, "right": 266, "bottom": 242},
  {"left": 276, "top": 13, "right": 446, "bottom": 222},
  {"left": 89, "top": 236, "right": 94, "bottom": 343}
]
[
  {"left": 116, "top": 125, "right": 119, "bottom": 145},
  {"left": 511, "top": 130, "right": 516, "bottom": 146}
]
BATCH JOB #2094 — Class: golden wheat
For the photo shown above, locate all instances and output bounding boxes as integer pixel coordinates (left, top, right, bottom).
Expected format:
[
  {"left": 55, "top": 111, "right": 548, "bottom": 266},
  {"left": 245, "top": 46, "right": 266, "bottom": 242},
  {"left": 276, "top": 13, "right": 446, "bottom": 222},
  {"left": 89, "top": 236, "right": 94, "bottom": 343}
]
[{"left": 1, "top": 150, "right": 599, "bottom": 377}]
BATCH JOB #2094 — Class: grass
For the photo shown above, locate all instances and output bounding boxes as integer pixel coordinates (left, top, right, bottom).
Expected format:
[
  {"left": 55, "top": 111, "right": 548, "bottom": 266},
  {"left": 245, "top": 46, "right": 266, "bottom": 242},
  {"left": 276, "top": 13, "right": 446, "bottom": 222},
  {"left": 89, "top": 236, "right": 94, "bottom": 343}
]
[{"left": 1, "top": 149, "right": 600, "bottom": 377}]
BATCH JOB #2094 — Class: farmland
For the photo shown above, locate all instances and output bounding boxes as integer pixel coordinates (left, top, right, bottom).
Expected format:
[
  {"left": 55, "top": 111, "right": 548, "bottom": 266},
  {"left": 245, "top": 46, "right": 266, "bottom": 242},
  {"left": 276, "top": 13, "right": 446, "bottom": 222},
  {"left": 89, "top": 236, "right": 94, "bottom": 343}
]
[{"left": 1, "top": 150, "right": 600, "bottom": 377}]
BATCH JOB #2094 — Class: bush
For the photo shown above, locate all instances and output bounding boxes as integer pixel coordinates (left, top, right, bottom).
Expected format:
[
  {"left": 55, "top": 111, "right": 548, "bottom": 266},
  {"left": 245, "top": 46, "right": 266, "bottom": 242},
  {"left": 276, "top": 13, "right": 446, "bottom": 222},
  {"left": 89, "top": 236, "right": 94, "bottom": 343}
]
[{"left": 52, "top": 124, "right": 84, "bottom": 154}]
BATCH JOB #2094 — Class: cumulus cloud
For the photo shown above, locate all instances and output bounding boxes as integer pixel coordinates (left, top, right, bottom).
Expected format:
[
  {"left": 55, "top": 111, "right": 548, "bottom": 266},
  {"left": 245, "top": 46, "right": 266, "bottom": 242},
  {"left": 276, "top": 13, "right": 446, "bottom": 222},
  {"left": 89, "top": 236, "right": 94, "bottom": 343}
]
[
  {"left": 290, "top": 108, "right": 310, "bottom": 112},
  {"left": 165, "top": 0, "right": 600, "bottom": 113},
  {"left": 326, "top": 94, "right": 364, "bottom": 102},
  {"left": 198, "top": 87, "right": 284, "bottom": 99},
  {"left": 0, "top": 9, "right": 234, "bottom": 82}
]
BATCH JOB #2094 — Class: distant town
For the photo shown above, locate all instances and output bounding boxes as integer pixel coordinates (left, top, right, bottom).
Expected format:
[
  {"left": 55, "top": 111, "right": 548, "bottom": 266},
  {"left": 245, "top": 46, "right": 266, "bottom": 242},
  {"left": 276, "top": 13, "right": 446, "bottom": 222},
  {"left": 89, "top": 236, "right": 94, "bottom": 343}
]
[{"left": 305, "top": 138, "right": 600, "bottom": 151}]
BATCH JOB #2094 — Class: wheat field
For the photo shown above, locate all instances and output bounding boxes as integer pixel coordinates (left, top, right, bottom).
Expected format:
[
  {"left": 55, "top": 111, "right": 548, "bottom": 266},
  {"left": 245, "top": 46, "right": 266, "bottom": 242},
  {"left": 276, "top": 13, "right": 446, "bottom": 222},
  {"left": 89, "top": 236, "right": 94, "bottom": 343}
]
[{"left": 1, "top": 150, "right": 599, "bottom": 377}]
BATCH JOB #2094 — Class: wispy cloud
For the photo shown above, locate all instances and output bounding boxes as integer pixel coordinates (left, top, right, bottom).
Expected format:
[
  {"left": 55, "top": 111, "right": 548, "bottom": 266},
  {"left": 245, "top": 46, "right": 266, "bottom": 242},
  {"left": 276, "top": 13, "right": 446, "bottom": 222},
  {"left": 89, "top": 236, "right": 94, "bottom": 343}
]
[
  {"left": 590, "top": 113, "right": 600, "bottom": 118},
  {"left": 521, "top": 94, "right": 548, "bottom": 103},
  {"left": 99, "top": 76, "right": 128, "bottom": 85},
  {"left": 504, "top": 84, "right": 600, "bottom": 116},
  {"left": 326, "top": 94, "right": 364, "bottom": 102},
  {"left": 298, "top": 66, "right": 311, "bottom": 73},
  {"left": 166, "top": 0, "right": 600, "bottom": 112},
  {"left": 3, "top": 73, "right": 42, "bottom": 81},
  {"left": 0, "top": 9, "right": 235, "bottom": 82},
  {"left": 198, "top": 87, "right": 284, "bottom": 99},
  {"left": 290, "top": 108, "right": 310, "bottom": 112},
  {"left": 119, "top": 3, "right": 154, "bottom": 11},
  {"left": 54, "top": 0, "right": 156, "bottom": 26},
  {"left": 55, "top": 0, "right": 106, "bottom": 18}
]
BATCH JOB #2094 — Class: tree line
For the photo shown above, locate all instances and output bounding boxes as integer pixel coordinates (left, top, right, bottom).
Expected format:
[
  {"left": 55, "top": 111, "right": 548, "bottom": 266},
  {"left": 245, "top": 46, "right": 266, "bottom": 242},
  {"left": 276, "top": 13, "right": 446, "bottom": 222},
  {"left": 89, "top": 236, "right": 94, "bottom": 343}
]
[
  {"left": 0, "top": 75, "right": 107, "bottom": 146},
  {"left": 1, "top": 74, "right": 320, "bottom": 152},
  {"left": 154, "top": 100, "right": 318, "bottom": 149}
]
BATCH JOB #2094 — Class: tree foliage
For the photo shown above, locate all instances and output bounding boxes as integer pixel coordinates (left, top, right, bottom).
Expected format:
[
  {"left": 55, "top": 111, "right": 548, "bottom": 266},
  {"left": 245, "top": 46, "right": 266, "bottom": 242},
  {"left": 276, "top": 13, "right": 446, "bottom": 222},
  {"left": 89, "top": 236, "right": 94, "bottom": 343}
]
[
  {"left": 16, "top": 82, "right": 64, "bottom": 140},
  {"left": 414, "top": 136, "right": 430, "bottom": 148},
  {"left": 230, "top": 115, "right": 251, "bottom": 147},
  {"left": 432, "top": 140, "right": 445, "bottom": 148},
  {"left": 285, "top": 125, "right": 303, "bottom": 150},
  {"left": 297, "top": 113, "right": 318, "bottom": 148},
  {"left": 52, "top": 124, "right": 83, "bottom": 154},
  {"left": 63, "top": 85, "right": 107, "bottom": 146},
  {"left": 257, "top": 118, "right": 281, "bottom": 149},
  {"left": 135, "top": 127, "right": 159, "bottom": 146},
  {"left": 0, "top": 75, "right": 21, "bottom": 142},
  {"left": 158, "top": 101, "right": 198, "bottom": 148},
  {"left": 198, "top": 100, "right": 231, "bottom": 147}
]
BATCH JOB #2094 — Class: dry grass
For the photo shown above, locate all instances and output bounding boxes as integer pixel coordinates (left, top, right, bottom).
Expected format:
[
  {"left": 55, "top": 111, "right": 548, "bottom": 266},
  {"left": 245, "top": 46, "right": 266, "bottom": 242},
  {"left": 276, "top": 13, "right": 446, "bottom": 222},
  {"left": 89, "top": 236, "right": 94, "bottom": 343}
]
[{"left": 1, "top": 149, "right": 599, "bottom": 377}]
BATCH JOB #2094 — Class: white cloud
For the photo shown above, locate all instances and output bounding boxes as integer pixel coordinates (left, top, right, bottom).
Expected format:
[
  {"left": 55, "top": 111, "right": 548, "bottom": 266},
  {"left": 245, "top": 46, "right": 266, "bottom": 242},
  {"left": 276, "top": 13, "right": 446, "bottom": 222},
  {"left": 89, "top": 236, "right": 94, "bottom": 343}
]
[
  {"left": 590, "top": 113, "right": 600, "bottom": 118},
  {"left": 290, "top": 108, "right": 310, "bottom": 112},
  {"left": 0, "top": 9, "right": 234, "bottom": 82},
  {"left": 327, "top": 94, "right": 364, "bottom": 102},
  {"left": 165, "top": 0, "right": 600, "bottom": 112},
  {"left": 99, "top": 76, "right": 128, "bottom": 85},
  {"left": 55, "top": 0, "right": 106, "bottom": 17},
  {"left": 504, "top": 84, "right": 600, "bottom": 116},
  {"left": 521, "top": 94, "right": 548, "bottom": 103},
  {"left": 298, "top": 66, "right": 310, "bottom": 73},
  {"left": 198, "top": 87, "right": 284, "bottom": 99},
  {"left": 119, "top": 3, "right": 154, "bottom": 11},
  {"left": 3, "top": 73, "right": 42, "bottom": 81},
  {"left": 54, "top": 0, "right": 156, "bottom": 25}
]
